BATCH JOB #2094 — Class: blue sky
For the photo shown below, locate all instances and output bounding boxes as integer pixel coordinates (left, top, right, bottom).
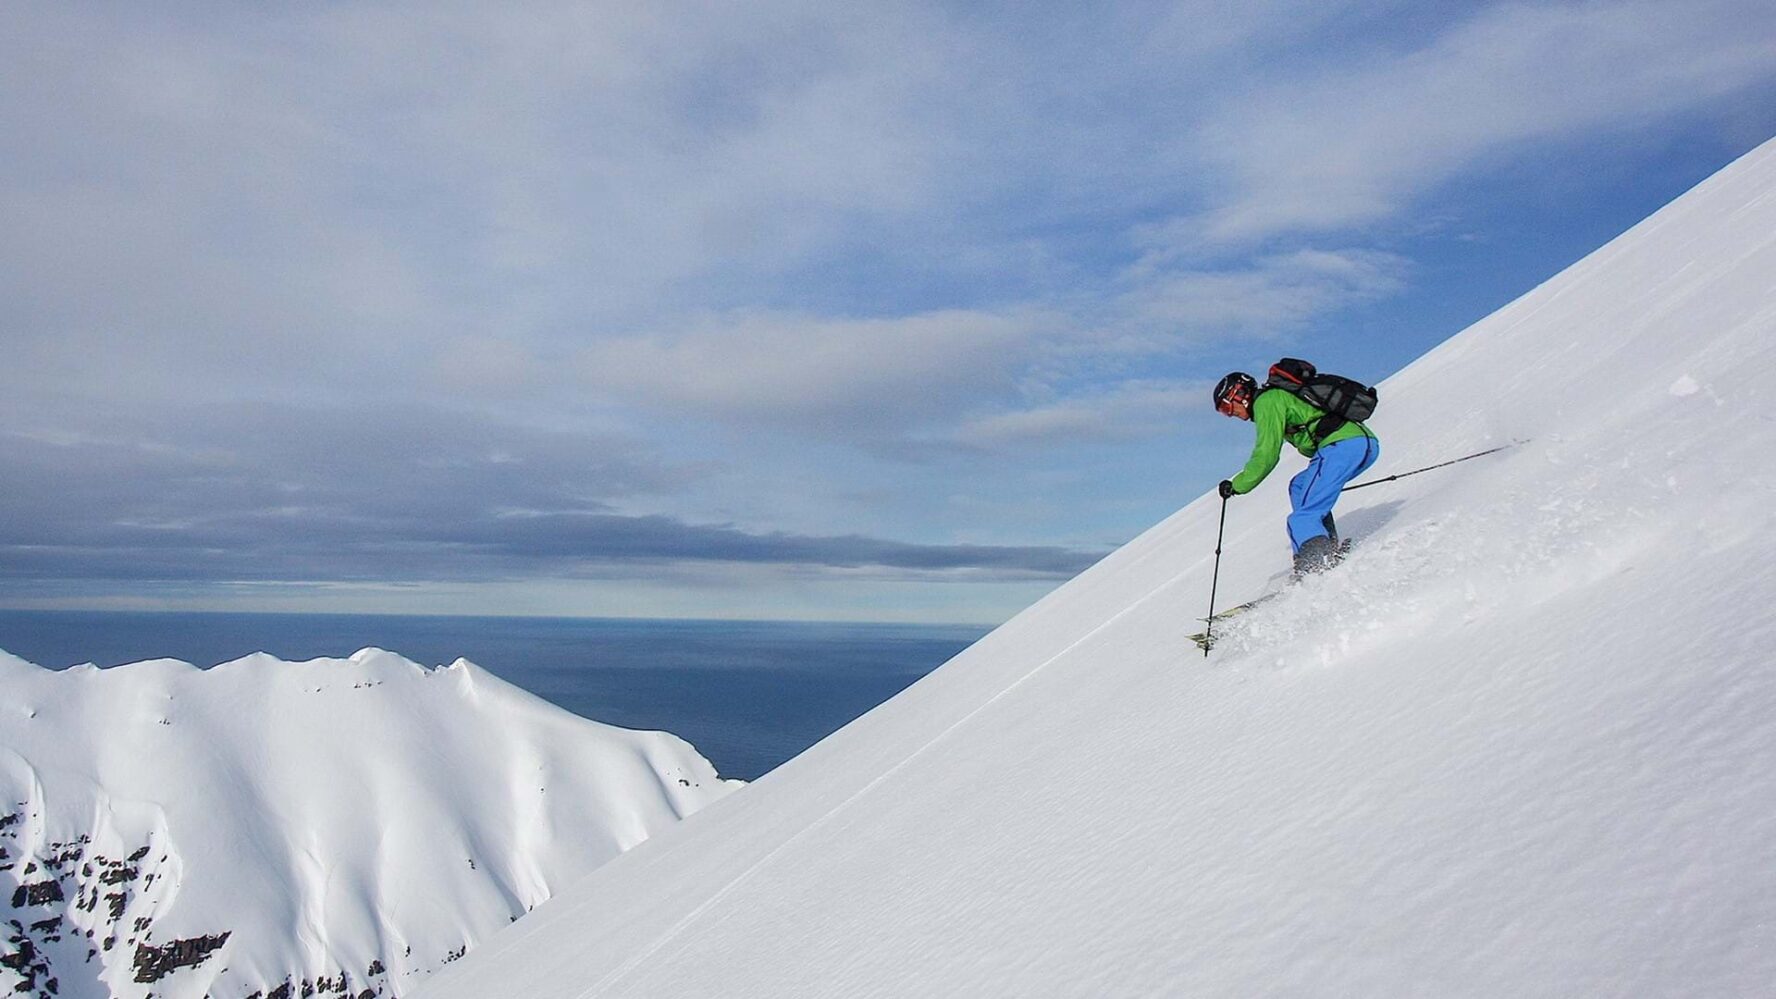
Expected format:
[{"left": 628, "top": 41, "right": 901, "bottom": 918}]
[{"left": 4, "top": 1, "right": 1774, "bottom": 624}]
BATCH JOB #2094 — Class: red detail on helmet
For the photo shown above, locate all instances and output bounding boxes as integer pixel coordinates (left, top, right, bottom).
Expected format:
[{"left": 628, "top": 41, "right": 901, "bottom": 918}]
[{"left": 1216, "top": 382, "right": 1254, "bottom": 418}]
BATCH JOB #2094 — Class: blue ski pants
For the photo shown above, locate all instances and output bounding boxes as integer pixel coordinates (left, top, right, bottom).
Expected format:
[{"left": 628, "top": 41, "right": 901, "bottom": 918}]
[{"left": 1287, "top": 435, "right": 1379, "bottom": 552}]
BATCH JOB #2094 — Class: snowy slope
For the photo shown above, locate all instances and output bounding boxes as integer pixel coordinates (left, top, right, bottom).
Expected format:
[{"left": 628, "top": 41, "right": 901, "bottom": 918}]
[
  {"left": 0, "top": 649, "right": 739, "bottom": 999},
  {"left": 419, "top": 135, "right": 1776, "bottom": 999}
]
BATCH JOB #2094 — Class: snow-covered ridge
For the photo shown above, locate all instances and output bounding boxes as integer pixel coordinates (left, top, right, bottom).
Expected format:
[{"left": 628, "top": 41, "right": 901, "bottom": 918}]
[
  {"left": 0, "top": 648, "right": 740, "bottom": 999},
  {"left": 418, "top": 137, "right": 1776, "bottom": 997}
]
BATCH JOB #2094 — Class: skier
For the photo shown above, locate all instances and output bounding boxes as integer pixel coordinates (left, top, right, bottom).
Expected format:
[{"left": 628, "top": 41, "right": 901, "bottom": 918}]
[{"left": 1213, "top": 368, "right": 1380, "bottom": 575}]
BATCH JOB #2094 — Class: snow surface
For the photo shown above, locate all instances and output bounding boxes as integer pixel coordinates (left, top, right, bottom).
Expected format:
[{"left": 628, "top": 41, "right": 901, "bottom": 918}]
[
  {"left": 419, "top": 137, "right": 1776, "bottom": 998},
  {"left": 0, "top": 648, "right": 739, "bottom": 998}
]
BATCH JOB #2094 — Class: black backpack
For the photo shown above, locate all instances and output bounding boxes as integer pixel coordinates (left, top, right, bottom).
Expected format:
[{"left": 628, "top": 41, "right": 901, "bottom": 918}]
[{"left": 1263, "top": 358, "right": 1377, "bottom": 442}]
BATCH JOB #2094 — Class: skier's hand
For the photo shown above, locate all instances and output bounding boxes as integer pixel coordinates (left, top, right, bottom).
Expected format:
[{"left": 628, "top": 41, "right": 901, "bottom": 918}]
[{"left": 1218, "top": 479, "right": 1237, "bottom": 499}]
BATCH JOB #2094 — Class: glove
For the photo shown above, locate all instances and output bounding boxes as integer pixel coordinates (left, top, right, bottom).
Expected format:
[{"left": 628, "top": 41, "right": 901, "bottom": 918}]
[{"left": 1218, "top": 479, "right": 1237, "bottom": 499}]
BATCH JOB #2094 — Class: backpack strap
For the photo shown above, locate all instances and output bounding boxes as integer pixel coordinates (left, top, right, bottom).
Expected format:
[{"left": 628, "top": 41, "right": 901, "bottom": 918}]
[
  {"left": 1269, "top": 387, "right": 1337, "bottom": 444},
  {"left": 1272, "top": 384, "right": 1360, "bottom": 446},
  {"left": 1285, "top": 414, "right": 1343, "bottom": 446},
  {"left": 1309, "top": 414, "right": 1347, "bottom": 446}
]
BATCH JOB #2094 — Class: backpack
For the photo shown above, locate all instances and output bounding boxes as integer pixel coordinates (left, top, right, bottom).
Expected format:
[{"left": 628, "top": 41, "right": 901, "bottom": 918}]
[{"left": 1263, "top": 358, "right": 1377, "bottom": 443}]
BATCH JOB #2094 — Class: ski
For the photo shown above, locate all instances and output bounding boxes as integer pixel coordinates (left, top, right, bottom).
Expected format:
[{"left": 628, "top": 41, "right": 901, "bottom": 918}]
[
  {"left": 1193, "top": 539, "right": 1358, "bottom": 653},
  {"left": 1188, "top": 592, "right": 1279, "bottom": 651}
]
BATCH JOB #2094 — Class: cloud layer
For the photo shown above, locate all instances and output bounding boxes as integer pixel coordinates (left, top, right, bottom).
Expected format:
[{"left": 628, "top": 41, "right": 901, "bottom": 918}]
[{"left": 3, "top": 1, "right": 1773, "bottom": 616}]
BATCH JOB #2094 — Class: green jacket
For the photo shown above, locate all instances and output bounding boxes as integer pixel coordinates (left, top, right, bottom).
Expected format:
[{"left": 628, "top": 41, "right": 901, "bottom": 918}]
[{"left": 1229, "top": 389, "right": 1376, "bottom": 494}]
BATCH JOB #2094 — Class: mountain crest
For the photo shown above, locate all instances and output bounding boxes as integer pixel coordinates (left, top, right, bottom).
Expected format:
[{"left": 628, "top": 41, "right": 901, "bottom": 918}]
[{"left": 0, "top": 649, "right": 738, "bottom": 998}]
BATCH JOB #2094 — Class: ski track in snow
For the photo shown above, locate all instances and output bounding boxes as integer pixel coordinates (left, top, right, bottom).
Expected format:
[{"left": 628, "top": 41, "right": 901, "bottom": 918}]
[{"left": 578, "top": 553, "right": 1215, "bottom": 998}]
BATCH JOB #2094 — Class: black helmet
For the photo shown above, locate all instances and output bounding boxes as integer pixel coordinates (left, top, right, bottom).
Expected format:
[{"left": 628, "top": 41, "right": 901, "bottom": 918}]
[{"left": 1213, "top": 372, "right": 1257, "bottom": 416}]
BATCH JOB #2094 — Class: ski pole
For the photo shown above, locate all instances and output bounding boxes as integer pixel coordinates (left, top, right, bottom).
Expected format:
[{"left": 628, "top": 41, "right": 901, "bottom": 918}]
[
  {"left": 1344, "top": 441, "right": 1524, "bottom": 492},
  {"left": 1203, "top": 495, "right": 1228, "bottom": 657}
]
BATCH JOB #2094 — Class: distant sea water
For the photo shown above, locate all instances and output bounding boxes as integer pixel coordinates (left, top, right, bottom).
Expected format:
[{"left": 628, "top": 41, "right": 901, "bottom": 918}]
[{"left": 0, "top": 611, "right": 988, "bottom": 781}]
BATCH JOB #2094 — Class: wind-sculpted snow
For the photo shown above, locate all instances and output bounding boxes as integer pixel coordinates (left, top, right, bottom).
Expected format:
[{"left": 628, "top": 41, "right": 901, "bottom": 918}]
[
  {"left": 419, "top": 137, "right": 1776, "bottom": 998},
  {"left": 0, "top": 649, "right": 740, "bottom": 998}
]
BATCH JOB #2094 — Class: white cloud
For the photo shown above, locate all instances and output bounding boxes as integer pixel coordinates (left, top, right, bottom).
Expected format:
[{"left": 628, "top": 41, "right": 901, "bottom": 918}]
[
  {"left": 428, "top": 337, "right": 544, "bottom": 394},
  {"left": 951, "top": 380, "right": 1206, "bottom": 449},
  {"left": 1115, "top": 248, "right": 1410, "bottom": 343},
  {"left": 1186, "top": 0, "right": 1776, "bottom": 245},
  {"left": 0, "top": 2, "right": 976, "bottom": 400},
  {"left": 305, "top": 2, "right": 972, "bottom": 318},
  {"left": 573, "top": 309, "right": 1054, "bottom": 432}
]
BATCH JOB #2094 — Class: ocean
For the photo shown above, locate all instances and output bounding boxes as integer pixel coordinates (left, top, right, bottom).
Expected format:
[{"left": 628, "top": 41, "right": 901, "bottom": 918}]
[{"left": 0, "top": 611, "right": 988, "bottom": 781}]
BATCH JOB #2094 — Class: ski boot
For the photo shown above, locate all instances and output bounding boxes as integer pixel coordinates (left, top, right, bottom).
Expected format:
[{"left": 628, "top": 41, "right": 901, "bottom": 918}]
[{"left": 1292, "top": 535, "right": 1342, "bottom": 578}]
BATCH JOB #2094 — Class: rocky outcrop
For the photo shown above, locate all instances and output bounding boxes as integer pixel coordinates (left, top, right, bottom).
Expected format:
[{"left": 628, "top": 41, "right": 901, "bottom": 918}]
[
  {"left": 0, "top": 810, "right": 179, "bottom": 998},
  {"left": 0, "top": 804, "right": 437, "bottom": 998},
  {"left": 0, "top": 649, "right": 742, "bottom": 998},
  {"left": 132, "top": 931, "right": 229, "bottom": 983}
]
